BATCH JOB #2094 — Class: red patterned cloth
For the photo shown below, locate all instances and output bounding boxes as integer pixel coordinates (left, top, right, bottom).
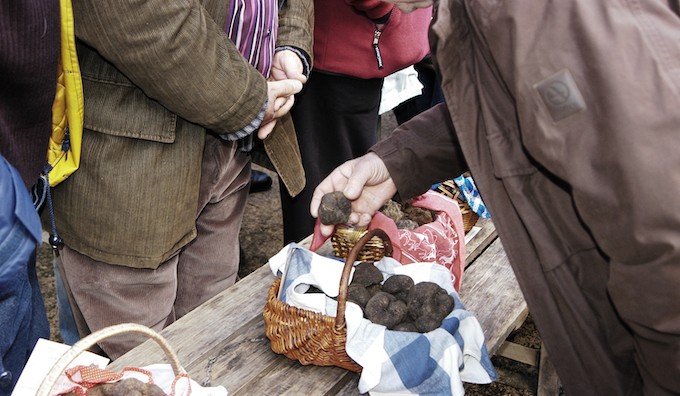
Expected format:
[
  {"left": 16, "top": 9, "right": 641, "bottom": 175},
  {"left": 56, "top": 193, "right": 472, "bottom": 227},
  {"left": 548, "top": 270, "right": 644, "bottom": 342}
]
[{"left": 312, "top": 191, "right": 465, "bottom": 290}]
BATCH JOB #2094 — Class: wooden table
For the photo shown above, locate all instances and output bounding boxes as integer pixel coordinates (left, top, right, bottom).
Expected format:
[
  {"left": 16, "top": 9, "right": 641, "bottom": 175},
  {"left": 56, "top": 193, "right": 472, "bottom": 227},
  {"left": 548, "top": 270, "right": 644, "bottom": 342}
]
[{"left": 111, "top": 219, "right": 529, "bottom": 394}]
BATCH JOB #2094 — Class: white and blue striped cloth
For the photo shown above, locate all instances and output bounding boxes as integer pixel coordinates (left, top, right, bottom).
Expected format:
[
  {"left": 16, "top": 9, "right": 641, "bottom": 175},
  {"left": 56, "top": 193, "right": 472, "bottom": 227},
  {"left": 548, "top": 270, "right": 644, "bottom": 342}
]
[
  {"left": 269, "top": 244, "right": 496, "bottom": 395},
  {"left": 452, "top": 175, "right": 491, "bottom": 219}
]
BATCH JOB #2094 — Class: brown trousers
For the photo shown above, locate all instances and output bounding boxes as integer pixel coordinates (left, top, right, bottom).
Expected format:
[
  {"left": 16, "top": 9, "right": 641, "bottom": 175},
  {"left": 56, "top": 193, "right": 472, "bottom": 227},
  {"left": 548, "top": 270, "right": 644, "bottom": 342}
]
[{"left": 56, "top": 135, "right": 251, "bottom": 359}]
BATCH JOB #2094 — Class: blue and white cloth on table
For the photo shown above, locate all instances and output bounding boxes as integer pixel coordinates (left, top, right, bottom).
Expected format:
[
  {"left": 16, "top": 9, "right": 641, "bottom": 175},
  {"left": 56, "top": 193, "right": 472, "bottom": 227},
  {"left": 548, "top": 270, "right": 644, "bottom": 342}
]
[
  {"left": 269, "top": 244, "right": 496, "bottom": 396},
  {"left": 452, "top": 175, "right": 490, "bottom": 218}
]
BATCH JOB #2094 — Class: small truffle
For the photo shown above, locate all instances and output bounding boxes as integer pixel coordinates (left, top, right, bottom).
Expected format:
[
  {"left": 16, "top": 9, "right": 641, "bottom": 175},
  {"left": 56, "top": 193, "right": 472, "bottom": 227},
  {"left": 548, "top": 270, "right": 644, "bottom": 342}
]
[
  {"left": 403, "top": 203, "right": 435, "bottom": 226},
  {"left": 379, "top": 200, "right": 404, "bottom": 222},
  {"left": 382, "top": 274, "right": 414, "bottom": 302},
  {"left": 351, "top": 262, "right": 384, "bottom": 287},
  {"left": 396, "top": 218, "right": 419, "bottom": 230},
  {"left": 364, "top": 292, "right": 408, "bottom": 329},
  {"left": 318, "top": 191, "right": 352, "bottom": 225}
]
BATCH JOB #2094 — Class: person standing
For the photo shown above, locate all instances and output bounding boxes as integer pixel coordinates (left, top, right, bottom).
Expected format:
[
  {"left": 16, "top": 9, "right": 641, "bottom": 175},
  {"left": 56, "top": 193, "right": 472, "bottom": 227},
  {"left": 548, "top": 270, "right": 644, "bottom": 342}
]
[
  {"left": 0, "top": 0, "right": 59, "bottom": 392},
  {"left": 279, "top": 0, "right": 432, "bottom": 244},
  {"left": 311, "top": 0, "right": 680, "bottom": 394},
  {"left": 50, "top": 0, "right": 312, "bottom": 359}
]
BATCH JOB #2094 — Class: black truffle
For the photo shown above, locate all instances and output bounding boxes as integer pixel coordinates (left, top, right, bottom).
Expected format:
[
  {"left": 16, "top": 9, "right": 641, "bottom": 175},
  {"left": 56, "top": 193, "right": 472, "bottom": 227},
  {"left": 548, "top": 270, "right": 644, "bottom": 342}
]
[
  {"left": 318, "top": 191, "right": 352, "bottom": 225},
  {"left": 364, "top": 292, "right": 408, "bottom": 329},
  {"left": 347, "top": 283, "right": 372, "bottom": 309},
  {"left": 406, "top": 281, "right": 454, "bottom": 332},
  {"left": 393, "top": 321, "right": 418, "bottom": 333},
  {"left": 382, "top": 274, "right": 414, "bottom": 302},
  {"left": 351, "top": 262, "right": 384, "bottom": 287}
]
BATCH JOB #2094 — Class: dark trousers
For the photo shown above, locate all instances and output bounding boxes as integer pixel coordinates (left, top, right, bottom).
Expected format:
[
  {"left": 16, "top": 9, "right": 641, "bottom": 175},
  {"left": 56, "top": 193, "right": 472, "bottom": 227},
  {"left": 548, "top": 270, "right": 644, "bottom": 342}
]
[{"left": 281, "top": 71, "right": 383, "bottom": 244}]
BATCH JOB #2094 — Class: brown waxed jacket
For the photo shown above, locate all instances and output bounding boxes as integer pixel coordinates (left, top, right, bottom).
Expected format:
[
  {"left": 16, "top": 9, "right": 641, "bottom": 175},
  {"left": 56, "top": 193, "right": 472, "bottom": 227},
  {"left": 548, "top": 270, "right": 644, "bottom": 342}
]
[
  {"left": 49, "top": 0, "right": 313, "bottom": 268},
  {"left": 374, "top": 1, "right": 680, "bottom": 394}
]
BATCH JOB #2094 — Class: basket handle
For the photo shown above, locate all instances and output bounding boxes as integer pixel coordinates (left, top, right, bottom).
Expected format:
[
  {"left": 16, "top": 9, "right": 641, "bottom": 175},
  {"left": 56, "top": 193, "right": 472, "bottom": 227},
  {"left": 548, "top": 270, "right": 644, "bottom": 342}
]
[
  {"left": 335, "top": 228, "right": 392, "bottom": 329},
  {"left": 37, "top": 323, "right": 184, "bottom": 396}
]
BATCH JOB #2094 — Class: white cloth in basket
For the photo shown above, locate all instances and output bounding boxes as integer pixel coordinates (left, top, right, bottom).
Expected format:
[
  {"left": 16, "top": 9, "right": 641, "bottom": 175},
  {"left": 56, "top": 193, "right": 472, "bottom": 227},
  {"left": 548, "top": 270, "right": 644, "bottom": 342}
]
[{"left": 268, "top": 244, "right": 496, "bottom": 395}]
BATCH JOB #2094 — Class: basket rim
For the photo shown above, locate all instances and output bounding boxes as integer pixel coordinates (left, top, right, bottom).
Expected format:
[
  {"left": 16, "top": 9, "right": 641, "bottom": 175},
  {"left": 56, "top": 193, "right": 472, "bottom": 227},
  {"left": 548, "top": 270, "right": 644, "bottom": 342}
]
[{"left": 36, "top": 323, "right": 184, "bottom": 396}]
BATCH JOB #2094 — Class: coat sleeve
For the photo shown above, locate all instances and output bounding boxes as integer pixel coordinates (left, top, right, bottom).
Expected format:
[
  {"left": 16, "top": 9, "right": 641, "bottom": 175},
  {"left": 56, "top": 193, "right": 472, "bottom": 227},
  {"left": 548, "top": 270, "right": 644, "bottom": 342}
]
[
  {"left": 277, "top": 0, "right": 314, "bottom": 64},
  {"left": 371, "top": 103, "right": 468, "bottom": 200},
  {"left": 71, "top": 0, "right": 267, "bottom": 134}
]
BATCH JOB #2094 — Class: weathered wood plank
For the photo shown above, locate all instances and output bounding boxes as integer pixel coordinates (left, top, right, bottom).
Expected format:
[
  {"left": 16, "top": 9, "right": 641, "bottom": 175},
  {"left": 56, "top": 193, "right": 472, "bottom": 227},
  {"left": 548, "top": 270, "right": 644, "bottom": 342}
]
[
  {"left": 108, "top": 265, "right": 275, "bottom": 372},
  {"left": 459, "top": 239, "right": 528, "bottom": 355},
  {"left": 231, "top": 358, "right": 353, "bottom": 395},
  {"left": 464, "top": 218, "right": 497, "bottom": 267},
  {"left": 111, "top": 220, "right": 526, "bottom": 396},
  {"left": 496, "top": 341, "right": 539, "bottom": 367}
]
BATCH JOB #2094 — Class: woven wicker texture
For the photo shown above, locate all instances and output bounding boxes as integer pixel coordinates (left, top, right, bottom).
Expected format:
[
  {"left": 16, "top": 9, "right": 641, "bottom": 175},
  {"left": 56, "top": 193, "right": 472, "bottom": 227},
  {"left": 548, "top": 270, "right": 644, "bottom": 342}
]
[
  {"left": 331, "top": 225, "right": 386, "bottom": 261},
  {"left": 434, "top": 179, "right": 479, "bottom": 232},
  {"left": 263, "top": 229, "right": 393, "bottom": 373}
]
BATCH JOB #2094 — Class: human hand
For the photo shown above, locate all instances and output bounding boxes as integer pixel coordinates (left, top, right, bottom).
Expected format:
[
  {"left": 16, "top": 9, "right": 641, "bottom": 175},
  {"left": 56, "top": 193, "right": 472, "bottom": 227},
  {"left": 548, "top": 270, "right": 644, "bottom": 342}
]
[
  {"left": 270, "top": 50, "right": 307, "bottom": 85},
  {"left": 310, "top": 152, "right": 398, "bottom": 237},
  {"left": 259, "top": 78, "right": 302, "bottom": 139}
]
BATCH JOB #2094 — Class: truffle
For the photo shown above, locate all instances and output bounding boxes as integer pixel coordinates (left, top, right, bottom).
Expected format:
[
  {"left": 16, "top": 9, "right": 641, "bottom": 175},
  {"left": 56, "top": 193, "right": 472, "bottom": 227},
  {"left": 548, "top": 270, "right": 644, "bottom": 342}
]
[
  {"left": 379, "top": 200, "right": 404, "bottom": 222},
  {"left": 318, "top": 191, "right": 352, "bottom": 225},
  {"left": 351, "top": 262, "right": 384, "bottom": 287},
  {"left": 381, "top": 274, "right": 414, "bottom": 302},
  {"left": 403, "top": 203, "right": 435, "bottom": 226},
  {"left": 396, "top": 218, "right": 419, "bottom": 230},
  {"left": 406, "top": 281, "right": 454, "bottom": 332},
  {"left": 364, "top": 292, "right": 408, "bottom": 329},
  {"left": 87, "top": 378, "right": 165, "bottom": 396},
  {"left": 347, "top": 283, "right": 372, "bottom": 309},
  {"left": 393, "top": 321, "right": 418, "bottom": 333}
]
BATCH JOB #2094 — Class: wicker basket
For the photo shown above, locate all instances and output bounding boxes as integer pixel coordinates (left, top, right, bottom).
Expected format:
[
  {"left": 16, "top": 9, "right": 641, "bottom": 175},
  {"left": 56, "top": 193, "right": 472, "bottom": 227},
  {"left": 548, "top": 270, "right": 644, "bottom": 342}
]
[
  {"left": 331, "top": 224, "right": 386, "bottom": 261},
  {"left": 263, "top": 229, "right": 393, "bottom": 373},
  {"left": 433, "top": 179, "right": 479, "bottom": 233},
  {"left": 37, "top": 323, "right": 184, "bottom": 396}
]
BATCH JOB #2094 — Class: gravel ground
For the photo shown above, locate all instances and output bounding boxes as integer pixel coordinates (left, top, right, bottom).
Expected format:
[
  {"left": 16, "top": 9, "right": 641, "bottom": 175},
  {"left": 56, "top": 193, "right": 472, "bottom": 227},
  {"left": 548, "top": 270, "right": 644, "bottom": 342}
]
[{"left": 35, "top": 111, "right": 549, "bottom": 395}]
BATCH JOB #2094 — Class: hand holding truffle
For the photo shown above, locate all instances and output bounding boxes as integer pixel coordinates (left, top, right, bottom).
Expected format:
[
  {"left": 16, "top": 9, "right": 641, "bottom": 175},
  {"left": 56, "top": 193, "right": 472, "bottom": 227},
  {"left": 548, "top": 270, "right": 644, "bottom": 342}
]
[{"left": 310, "top": 152, "right": 398, "bottom": 236}]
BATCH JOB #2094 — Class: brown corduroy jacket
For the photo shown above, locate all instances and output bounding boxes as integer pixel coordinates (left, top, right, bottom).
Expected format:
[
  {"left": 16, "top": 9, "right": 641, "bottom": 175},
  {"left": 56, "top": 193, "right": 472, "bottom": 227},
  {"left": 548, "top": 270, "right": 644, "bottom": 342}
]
[{"left": 49, "top": 0, "right": 313, "bottom": 268}]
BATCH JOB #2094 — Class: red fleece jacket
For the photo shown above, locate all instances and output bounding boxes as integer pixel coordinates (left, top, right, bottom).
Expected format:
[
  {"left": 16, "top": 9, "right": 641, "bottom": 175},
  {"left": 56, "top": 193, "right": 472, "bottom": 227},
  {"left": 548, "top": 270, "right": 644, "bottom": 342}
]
[{"left": 313, "top": 0, "right": 431, "bottom": 79}]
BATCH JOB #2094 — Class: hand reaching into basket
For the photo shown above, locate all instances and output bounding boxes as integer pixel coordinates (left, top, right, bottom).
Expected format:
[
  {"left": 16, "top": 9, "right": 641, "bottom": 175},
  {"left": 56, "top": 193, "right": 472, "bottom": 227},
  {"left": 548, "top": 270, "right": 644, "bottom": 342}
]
[{"left": 310, "top": 152, "right": 398, "bottom": 237}]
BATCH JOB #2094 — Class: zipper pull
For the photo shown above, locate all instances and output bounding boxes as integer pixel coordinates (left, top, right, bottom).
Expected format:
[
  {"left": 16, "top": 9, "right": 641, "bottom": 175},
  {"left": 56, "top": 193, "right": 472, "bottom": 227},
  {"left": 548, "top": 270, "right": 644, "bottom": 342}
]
[{"left": 373, "top": 29, "right": 384, "bottom": 70}]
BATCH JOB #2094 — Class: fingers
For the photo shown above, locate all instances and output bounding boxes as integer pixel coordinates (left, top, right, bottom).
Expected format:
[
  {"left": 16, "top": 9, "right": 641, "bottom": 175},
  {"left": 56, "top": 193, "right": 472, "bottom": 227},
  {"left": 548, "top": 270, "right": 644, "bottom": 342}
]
[
  {"left": 318, "top": 223, "right": 336, "bottom": 237},
  {"left": 257, "top": 120, "right": 277, "bottom": 140},
  {"left": 271, "top": 50, "right": 307, "bottom": 84},
  {"left": 275, "top": 94, "right": 295, "bottom": 118},
  {"left": 260, "top": 79, "right": 301, "bottom": 139},
  {"left": 271, "top": 78, "right": 303, "bottom": 97}
]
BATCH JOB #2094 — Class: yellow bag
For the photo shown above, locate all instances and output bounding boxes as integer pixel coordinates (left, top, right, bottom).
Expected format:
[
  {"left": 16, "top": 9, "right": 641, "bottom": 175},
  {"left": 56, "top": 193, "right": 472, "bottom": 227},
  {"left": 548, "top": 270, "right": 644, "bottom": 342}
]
[{"left": 47, "top": 0, "right": 83, "bottom": 187}]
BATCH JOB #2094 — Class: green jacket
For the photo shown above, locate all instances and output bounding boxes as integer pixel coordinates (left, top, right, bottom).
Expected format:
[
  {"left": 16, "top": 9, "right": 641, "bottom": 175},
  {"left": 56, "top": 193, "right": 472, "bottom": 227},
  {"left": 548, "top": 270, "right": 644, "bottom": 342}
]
[{"left": 49, "top": 0, "right": 313, "bottom": 268}]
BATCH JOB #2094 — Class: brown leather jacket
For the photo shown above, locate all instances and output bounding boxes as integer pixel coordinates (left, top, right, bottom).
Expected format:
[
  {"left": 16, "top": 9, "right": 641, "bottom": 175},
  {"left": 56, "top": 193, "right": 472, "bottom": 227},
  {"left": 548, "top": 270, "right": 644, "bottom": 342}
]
[{"left": 50, "top": 0, "right": 313, "bottom": 268}]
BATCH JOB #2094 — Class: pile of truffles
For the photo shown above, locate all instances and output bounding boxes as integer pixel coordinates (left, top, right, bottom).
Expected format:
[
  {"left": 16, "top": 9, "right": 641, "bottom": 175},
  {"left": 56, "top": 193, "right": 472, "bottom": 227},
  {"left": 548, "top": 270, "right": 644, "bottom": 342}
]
[
  {"left": 317, "top": 192, "right": 437, "bottom": 230},
  {"left": 379, "top": 199, "right": 437, "bottom": 230},
  {"left": 347, "top": 262, "right": 454, "bottom": 333}
]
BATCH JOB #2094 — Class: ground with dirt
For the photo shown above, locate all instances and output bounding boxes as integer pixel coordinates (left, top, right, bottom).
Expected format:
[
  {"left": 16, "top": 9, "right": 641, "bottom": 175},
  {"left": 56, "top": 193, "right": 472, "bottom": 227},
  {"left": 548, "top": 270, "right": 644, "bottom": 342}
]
[{"left": 35, "top": 111, "right": 548, "bottom": 395}]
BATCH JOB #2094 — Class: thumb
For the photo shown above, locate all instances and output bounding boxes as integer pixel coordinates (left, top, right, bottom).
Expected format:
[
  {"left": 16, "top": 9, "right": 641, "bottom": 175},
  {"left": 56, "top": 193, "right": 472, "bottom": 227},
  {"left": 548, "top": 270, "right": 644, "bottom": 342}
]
[{"left": 343, "top": 167, "right": 371, "bottom": 200}]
